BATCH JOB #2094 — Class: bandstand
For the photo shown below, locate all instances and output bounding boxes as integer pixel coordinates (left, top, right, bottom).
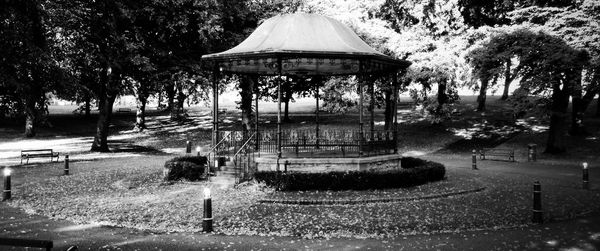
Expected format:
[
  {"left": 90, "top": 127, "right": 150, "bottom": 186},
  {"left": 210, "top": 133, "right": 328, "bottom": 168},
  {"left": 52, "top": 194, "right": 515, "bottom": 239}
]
[{"left": 201, "top": 13, "right": 411, "bottom": 180}]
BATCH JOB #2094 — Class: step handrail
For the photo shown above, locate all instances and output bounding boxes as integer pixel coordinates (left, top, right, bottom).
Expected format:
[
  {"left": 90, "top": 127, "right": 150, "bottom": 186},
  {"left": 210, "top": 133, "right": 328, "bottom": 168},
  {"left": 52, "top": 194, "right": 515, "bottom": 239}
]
[
  {"left": 208, "top": 131, "right": 231, "bottom": 154},
  {"left": 233, "top": 131, "right": 257, "bottom": 159}
]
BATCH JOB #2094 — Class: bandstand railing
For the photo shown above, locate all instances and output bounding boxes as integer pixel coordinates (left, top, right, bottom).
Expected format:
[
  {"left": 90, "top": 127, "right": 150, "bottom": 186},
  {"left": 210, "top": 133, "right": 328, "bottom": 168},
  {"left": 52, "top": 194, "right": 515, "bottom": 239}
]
[
  {"left": 216, "top": 129, "right": 396, "bottom": 158},
  {"left": 232, "top": 131, "right": 257, "bottom": 183}
]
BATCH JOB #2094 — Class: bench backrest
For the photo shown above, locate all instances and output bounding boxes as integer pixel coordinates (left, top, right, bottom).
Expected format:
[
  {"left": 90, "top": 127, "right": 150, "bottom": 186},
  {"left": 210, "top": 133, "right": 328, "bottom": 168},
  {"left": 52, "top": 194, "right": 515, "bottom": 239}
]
[{"left": 22, "top": 149, "right": 53, "bottom": 153}]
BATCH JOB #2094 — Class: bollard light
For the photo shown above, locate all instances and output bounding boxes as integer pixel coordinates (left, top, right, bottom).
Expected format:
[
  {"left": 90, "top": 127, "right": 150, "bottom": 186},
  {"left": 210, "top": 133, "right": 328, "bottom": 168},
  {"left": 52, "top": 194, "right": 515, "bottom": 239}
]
[
  {"left": 3, "top": 167, "right": 12, "bottom": 201},
  {"left": 532, "top": 181, "right": 543, "bottom": 224},
  {"left": 583, "top": 162, "right": 589, "bottom": 190},
  {"left": 64, "top": 154, "right": 70, "bottom": 176},
  {"left": 203, "top": 187, "right": 211, "bottom": 199},
  {"left": 472, "top": 149, "right": 478, "bottom": 170},
  {"left": 186, "top": 141, "right": 192, "bottom": 154},
  {"left": 196, "top": 146, "right": 201, "bottom": 157},
  {"left": 202, "top": 187, "right": 213, "bottom": 232}
]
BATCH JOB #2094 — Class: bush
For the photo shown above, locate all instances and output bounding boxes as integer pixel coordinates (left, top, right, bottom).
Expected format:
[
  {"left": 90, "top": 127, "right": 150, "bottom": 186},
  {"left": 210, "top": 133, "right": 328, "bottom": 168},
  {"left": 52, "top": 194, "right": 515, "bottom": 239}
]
[
  {"left": 400, "top": 156, "right": 428, "bottom": 168},
  {"left": 163, "top": 156, "right": 208, "bottom": 181},
  {"left": 255, "top": 157, "right": 445, "bottom": 191}
]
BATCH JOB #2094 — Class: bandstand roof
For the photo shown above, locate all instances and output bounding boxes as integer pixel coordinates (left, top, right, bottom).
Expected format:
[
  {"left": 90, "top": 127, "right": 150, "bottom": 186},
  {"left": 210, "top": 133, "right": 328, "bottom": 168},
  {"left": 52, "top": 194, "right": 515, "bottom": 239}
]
[{"left": 201, "top": 13, "right": 410, "bottom": 76}]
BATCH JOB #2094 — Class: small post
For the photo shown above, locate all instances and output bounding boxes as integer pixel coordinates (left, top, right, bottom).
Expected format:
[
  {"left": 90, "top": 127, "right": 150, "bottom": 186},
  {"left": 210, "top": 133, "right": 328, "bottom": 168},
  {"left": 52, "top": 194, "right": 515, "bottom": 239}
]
[
  {"left": 528, "top": 144, "right": 537, "bottom": 162},
  {"left": 63, "top": 154, "right": 69, "bottom": 176},
  {"left": 3, "top": 168, "right": 11, "bottom": 201},
  {"left": 532, "top": 181, "right": 543, "bottom": 224},
  {"left": 472, "top": 149, "right": 478, "bottom": 170},
  {"left": 202, "top": 187, "right": 213, "bottom": 232},
  {"left": 583, "top": 162, "right": 589, "bottom": 190},
  {"left": 186, "top": 141, "right": 192, "bottom": 154},
  {"left": 196, "top": 146, "right": 201, "bottom": 157}
]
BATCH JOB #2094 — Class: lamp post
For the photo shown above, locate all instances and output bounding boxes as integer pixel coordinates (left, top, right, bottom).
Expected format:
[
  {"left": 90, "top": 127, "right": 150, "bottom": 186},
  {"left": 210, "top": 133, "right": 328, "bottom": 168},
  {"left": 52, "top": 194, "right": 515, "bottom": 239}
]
[
  {"left": 532, "top": 181, "right": 543, "bottom": 224},
  {"left": 583, "top": 162, "right": 589, "bottom": 190},
  {"left": 472, "top": 149, "right": 478, "bottom": 170},
  {"left": 202, "top": 187, "right": 213, "bottom": 232},
  {"left": 64, "top": 154, "right": 70, "bottom": 175},
  {"left": 3, "top": 168, "right": 11, "bottom": 201}
]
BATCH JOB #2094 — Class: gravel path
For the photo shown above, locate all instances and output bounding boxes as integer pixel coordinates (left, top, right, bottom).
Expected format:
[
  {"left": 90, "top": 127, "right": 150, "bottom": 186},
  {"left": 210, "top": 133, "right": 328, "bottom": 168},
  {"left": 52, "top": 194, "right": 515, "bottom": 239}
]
[{"left": 4, "top": 152, "right": 600, "bottom": 239}]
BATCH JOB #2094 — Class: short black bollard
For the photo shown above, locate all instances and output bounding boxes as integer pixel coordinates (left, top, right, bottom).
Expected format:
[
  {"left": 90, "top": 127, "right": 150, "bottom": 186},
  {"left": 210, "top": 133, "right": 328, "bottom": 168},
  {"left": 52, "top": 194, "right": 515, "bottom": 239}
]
[
  {"left": 3, "top": 168, "right": 11, "bottom": 201},
  {"left": 64, "top": 154, "right": 70, "bottom": 176},
  {"left": 186, "top": 141, "right": 192, "bottom": 154},
  {"left": 528, "top": 144, "right": 537, "bottom": 162},
  {"left": 472, "top": 149, "right": 478, "bottom": 170},
  {"left": 532, "top": 181, "right": 543, "bottom": 224},
  {"left": 202, "top": 187, "right": 213, "bottom": 232},
  {"left": 583, "top": 162, "right": 589, "bottom": 190}
]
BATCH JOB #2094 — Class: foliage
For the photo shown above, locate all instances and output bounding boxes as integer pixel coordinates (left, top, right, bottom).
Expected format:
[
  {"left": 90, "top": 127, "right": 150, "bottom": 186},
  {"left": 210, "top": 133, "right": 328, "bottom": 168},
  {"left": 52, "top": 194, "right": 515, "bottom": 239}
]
[
  {"left": 0, "top": 0, "right": 66, "bottom": 136},
  {"left": 255, "top": 158, "right": 445, "bottom": 191},
  {"left": 163, "top": 156, "right": 208, "bottom": 181},
  {"left": 457, "top": 0, "right": 579, "bottom": 27}
]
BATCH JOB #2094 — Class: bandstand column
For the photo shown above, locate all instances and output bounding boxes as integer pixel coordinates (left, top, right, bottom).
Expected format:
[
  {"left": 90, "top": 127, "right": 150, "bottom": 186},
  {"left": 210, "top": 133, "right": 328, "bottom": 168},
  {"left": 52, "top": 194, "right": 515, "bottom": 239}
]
[
  {"left": 358, "top": 75, "right": 364, "bottom": 157},
  {"left": 277, "top": 76, "right": 283, "bottom": 170},
  {"left": 369, "top": 76, "right": 375, "bottom": 140},
  {"left": 212, "top": 68, "right": 220, "bottom": 173},
  {"left": 315, "top": 77, "right": 320, "bottom": 149},
  {"left": 254, "top": 75, "right": 260, "bottom": 151},
  {"left": 212, "top": 69, "right": 219, "bottom": 150},
  {"left": 393, "top": 73, "right": 399, "bottom": 154}
]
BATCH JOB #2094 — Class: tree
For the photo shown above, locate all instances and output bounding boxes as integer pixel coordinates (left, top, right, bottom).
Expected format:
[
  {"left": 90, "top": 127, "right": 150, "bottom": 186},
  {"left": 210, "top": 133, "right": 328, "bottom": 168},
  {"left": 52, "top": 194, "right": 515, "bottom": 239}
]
[
  {"left": 508, "top": 1, "right": 600, "bottom": 134},
  {"left": 0, "top": 0, "right": 64, "bottom": 137},
  {"left": 506, "top": 30, "right": 587, "bottom": 153}
]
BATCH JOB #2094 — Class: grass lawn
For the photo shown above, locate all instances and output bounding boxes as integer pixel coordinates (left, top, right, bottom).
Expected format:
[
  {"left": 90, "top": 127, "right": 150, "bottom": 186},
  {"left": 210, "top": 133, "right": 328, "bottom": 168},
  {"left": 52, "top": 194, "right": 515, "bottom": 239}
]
[{"left": 2, "top": 95, "right": 600, "bottom": 238}]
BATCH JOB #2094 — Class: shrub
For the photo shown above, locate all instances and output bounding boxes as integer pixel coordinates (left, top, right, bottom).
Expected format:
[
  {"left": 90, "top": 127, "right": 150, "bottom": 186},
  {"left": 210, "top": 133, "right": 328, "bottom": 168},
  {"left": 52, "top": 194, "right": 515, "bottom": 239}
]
[
  {"left": 400, "top": 156, "right": 428, "bottom": 168},
  {"left": 255, "top": 157, "right": 445, "bottom": 191},
  {"left": 163, "top": 156, "right": 208, "bottom": 181}
]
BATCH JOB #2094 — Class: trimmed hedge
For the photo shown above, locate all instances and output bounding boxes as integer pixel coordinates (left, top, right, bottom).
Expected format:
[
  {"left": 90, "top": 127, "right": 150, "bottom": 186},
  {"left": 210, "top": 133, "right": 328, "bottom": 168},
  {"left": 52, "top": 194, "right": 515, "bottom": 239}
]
[
  {"left": 255, "top": 157, "right": 445, "bottom": 191},
  {"left": 400, "top": 156, "right": 428, "bottom": 168},
  {"left": 163, "top": 156, "right": 208, "bottom": 181}
]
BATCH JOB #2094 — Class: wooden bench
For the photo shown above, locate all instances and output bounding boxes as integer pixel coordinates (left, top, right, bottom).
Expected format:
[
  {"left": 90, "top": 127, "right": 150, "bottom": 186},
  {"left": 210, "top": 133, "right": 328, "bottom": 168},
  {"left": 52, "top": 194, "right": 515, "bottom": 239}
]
[
  {"left": 117, "top": 108, "right": 132, "bottom": 113},
  {"left": 480, "top": 148, "right": 515, "bottom": 162},
  {"left": 0, "top": 237, "right": 53, "bottom": 251},
  {"left": 21, "top": 149, "right": 60, "bottom": 164}
]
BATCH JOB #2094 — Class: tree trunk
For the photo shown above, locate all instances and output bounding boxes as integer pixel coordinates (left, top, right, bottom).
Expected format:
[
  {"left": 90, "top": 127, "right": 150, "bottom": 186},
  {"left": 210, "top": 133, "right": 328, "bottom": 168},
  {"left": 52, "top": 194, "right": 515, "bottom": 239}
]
[
  {"left": 165, "top": 82, "right": 175, "bottom": 112},
  {"left": 477, "top": 77, "right": 489, "bottom": 112},
  {"left": 570, "top": 69, "right": 585, "bottom": 135},
  {"left": 170, "top": 83, "right": 185, "bottom": 121},
  {"left": 384, "top": 88, "right": 393, "bottom": 130},
  {"left": 91, "top": 65, "right": 117, "bottom": 152},
  {"left": 84, "top": 95, "right": 91, "bottom": 118},
  {"left": 91, "top": 92, "right": 116, "bottom": 152},
  {"left": 157, "top": 90, "right": 163, "bottom": 110},
  {"left": 545, "top": 83, "right": 570, "bottom": 154},
  {"left": 436, "top": 80, "right": 448, "bottom": 113},
  {"left": 284, "top": 94, "right": 291, "bottom": 122},
  {"left": 283, "top": 83, "right": 292, "bottom": 123},
  {"left": 240, "top": 75, "right": 255, "bottom": 132},
  {"left": 501, "top": 59, "right": 511, "bottom": 100},
  {"left": 24, "top": 97, "right": 37, "bottom": 137},
  {"left": 134, "top": 90, "right": 148, "bottom": 132}
]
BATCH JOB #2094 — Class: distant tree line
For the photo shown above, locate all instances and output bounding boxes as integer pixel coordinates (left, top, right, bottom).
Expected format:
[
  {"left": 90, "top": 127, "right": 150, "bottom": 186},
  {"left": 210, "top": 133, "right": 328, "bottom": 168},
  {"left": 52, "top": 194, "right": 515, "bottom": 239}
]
[{"left": 1, "top": 0, "right": 598, "bottom": 154}]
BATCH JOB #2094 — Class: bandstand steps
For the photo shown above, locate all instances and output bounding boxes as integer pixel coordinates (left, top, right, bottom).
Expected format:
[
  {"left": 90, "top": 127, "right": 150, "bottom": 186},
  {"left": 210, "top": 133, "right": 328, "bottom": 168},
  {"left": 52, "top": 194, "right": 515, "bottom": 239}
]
[{"left": 211, "top": 163, "right": 242, "bottom": 188}]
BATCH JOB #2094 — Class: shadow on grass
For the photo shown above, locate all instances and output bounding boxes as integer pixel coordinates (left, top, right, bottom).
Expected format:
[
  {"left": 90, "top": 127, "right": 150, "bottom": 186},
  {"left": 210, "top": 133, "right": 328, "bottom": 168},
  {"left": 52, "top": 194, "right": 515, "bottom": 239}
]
[{"left": 107, "top": 140, "right": 166, "bottom": 154}]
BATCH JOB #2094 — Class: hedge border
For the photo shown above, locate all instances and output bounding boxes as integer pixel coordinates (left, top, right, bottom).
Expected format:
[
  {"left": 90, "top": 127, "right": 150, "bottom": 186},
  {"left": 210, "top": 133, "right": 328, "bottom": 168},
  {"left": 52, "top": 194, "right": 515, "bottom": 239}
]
[{"left": 254, "top": 157, "right": 446, "bottom": 191}]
